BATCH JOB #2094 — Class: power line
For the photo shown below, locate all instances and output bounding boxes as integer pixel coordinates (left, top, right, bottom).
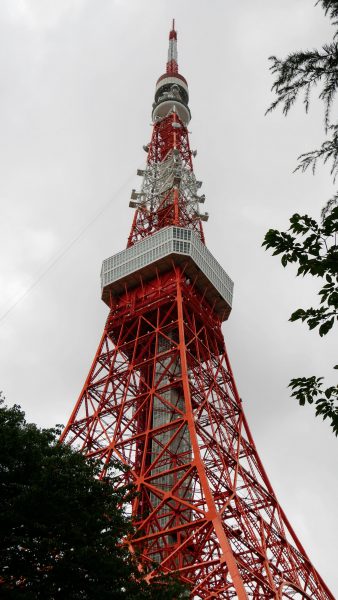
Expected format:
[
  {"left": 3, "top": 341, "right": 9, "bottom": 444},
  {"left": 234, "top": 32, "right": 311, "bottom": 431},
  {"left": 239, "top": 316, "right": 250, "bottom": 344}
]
[{"left": 0, "top": 173, "right": 135, "bottom": 326}]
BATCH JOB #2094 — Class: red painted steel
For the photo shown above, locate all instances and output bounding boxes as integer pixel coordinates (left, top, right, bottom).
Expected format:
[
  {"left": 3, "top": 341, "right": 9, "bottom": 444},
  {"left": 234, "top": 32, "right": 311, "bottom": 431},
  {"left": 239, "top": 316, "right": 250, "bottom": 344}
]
[
  {"left": 127, "top": 111, "right": 204, "bottom": 247},
  {"left": 167, "top": 20, "right": 178, "bottom": 74},
  {"left": 61, "top": 23, "right": 334, "bottom": 600}
]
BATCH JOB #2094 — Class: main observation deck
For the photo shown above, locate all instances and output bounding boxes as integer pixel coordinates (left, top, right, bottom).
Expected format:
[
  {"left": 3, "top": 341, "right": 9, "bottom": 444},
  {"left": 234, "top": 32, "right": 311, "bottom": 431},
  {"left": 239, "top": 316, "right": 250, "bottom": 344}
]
[{"left": 101, "top": 226, "right": 233, "bottom": 320}]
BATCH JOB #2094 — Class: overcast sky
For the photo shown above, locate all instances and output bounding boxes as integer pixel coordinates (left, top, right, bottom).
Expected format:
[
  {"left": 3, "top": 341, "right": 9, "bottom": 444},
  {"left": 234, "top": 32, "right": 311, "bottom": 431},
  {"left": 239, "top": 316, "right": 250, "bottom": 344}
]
[{"left": 0, "top": 0, "right": 337, "bottom": 593}]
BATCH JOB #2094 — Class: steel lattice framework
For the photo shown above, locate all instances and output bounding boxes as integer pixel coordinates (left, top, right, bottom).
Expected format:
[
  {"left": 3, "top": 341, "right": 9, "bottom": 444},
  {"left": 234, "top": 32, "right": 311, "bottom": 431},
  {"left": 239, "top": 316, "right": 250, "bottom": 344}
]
[{"left": 61, "top": 22, "right": 334, "bottom": 600}]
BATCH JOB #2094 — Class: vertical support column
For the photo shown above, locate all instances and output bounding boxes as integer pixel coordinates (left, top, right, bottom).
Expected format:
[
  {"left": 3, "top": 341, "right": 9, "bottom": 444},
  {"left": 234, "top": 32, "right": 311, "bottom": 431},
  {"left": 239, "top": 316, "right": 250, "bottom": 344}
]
[
  {"left": 175, "top": 269, "right": 248, "bottom": 600},
  {"left": 150, "top": 329, "right": 191, "bottom": 563}
]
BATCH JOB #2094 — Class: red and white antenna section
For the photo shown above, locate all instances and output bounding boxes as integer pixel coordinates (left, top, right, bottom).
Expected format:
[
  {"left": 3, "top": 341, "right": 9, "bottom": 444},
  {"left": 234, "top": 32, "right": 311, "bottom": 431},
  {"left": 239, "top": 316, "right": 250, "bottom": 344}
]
[{"left": 167, "top": 19, "right": 178, "bottom": 74}]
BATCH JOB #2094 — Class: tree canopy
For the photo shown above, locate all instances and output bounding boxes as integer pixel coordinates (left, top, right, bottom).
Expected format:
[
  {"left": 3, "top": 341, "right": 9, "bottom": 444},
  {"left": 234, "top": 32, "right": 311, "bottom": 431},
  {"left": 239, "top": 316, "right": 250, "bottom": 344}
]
[
  {"left": 0, "top": 395, "right": 187, "bottom": 599},
  {"left": 263, "top": 0, "right": 338, "bottom": 435}
]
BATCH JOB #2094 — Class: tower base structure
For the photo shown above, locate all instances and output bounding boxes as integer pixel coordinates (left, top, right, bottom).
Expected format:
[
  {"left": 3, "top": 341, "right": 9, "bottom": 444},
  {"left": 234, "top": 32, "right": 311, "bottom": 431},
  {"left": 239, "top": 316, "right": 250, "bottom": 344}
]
[{"left": 61, "top": 264, "right": 332, "bottom": 599}]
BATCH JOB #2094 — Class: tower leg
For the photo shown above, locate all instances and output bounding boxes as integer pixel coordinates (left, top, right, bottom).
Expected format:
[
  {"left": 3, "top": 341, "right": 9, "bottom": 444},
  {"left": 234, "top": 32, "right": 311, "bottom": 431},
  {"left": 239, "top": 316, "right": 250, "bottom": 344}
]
[{"left": 61, "top": 270, "right": 332, "bottom": 598}]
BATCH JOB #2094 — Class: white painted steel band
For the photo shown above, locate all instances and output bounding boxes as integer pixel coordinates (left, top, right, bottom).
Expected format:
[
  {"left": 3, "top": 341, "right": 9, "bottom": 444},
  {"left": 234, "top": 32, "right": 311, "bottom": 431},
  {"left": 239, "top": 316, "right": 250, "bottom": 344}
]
[
  {"left": 167, "top": 39, "right": 178, "bottom": 63},
  {"left": 152, "top": 101, "right": 190, "bottom": 125},
  {"left": 155, "top": 76, "right": 189, "bottom": 95}
]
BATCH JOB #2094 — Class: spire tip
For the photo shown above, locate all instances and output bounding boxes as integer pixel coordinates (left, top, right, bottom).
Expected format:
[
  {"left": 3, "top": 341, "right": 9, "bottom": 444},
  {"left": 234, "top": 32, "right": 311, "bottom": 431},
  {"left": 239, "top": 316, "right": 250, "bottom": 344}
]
[{"left": 167, "top": 19, "right": 178, "bottom": 74}]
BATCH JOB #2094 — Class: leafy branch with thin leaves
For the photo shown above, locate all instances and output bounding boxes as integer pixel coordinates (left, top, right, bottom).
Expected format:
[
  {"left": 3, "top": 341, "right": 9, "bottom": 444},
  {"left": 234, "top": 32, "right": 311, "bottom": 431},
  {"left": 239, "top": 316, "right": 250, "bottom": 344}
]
[
  {"left": 318, "top": 0, "right": 338, "bottom": 26},
  {"left": 263, "top": 207, "right": 338, "bottom": 336},
  {"left": 266, "top": 44, "right": 338, "bottom": 129},
  {"left": 295, "top": 124, "right": 338, "bottom": 180},
  {"left": 289, "top": 373, "right": 338, "bottom": 436},
  {"left": 265, "top": 0, "right": 338, "bottom": 434}
]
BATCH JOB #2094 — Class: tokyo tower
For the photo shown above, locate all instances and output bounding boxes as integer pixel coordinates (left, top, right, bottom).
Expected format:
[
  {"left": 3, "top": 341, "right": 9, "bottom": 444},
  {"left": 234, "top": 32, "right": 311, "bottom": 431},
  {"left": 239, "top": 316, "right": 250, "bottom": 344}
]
[{"left": 61, "top": 22, "right": 334, "bottom": 599}]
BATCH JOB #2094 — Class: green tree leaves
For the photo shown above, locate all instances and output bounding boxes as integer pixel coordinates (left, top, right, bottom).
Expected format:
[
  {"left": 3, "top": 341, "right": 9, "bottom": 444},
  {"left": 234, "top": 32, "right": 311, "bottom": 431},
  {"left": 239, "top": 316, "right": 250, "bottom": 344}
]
[
  {"left": 317, "top": 0, "right": 338, "bottom": 25},
  {"left": 289, "top": 376, "right": 338, "bottom": 435},
  {"left": 265, "top": 1, "right": 338, "bottom": 435},
  {"left": 295, "top": 125, "right": 338, "bottom": 180},
  {"left": 263, "top": 207, "right": 338, "bottom": 337},
  {"left": 0, "top": 397, "right": 188, "bottom": 599},
  {"left": 266, "top": 43, "right": 338, "bottom": 129}
]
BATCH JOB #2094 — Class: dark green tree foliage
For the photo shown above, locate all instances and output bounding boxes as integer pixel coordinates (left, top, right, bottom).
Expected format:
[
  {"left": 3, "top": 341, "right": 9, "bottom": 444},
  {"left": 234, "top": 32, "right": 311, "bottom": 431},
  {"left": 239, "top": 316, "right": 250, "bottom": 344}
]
[
  {"left": 264, "top": 207, "right": 338, "bottom": 336},
  {"left": 0, "top": 396, "right": 187, "bottom": 599},
  {"left": 264, "top": 0, "right": 338, "bottom": 435},
  {"left": 289, "top": 375, "right": 338, "bottom": 436}
]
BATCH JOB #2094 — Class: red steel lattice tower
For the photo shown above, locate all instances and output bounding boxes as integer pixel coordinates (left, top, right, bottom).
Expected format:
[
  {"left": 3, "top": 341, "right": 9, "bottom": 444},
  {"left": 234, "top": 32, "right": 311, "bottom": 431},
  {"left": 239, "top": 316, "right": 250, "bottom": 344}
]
[{"left": 61, "top": 23, "right": 334, "bottom": 599}]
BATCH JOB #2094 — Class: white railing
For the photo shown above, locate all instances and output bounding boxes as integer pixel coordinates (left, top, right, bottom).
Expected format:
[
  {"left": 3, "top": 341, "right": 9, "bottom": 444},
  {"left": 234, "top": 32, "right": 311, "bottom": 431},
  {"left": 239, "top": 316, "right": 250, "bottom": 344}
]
[{"left": 101, "top": 226, "right": 234, "bottom": 311}]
